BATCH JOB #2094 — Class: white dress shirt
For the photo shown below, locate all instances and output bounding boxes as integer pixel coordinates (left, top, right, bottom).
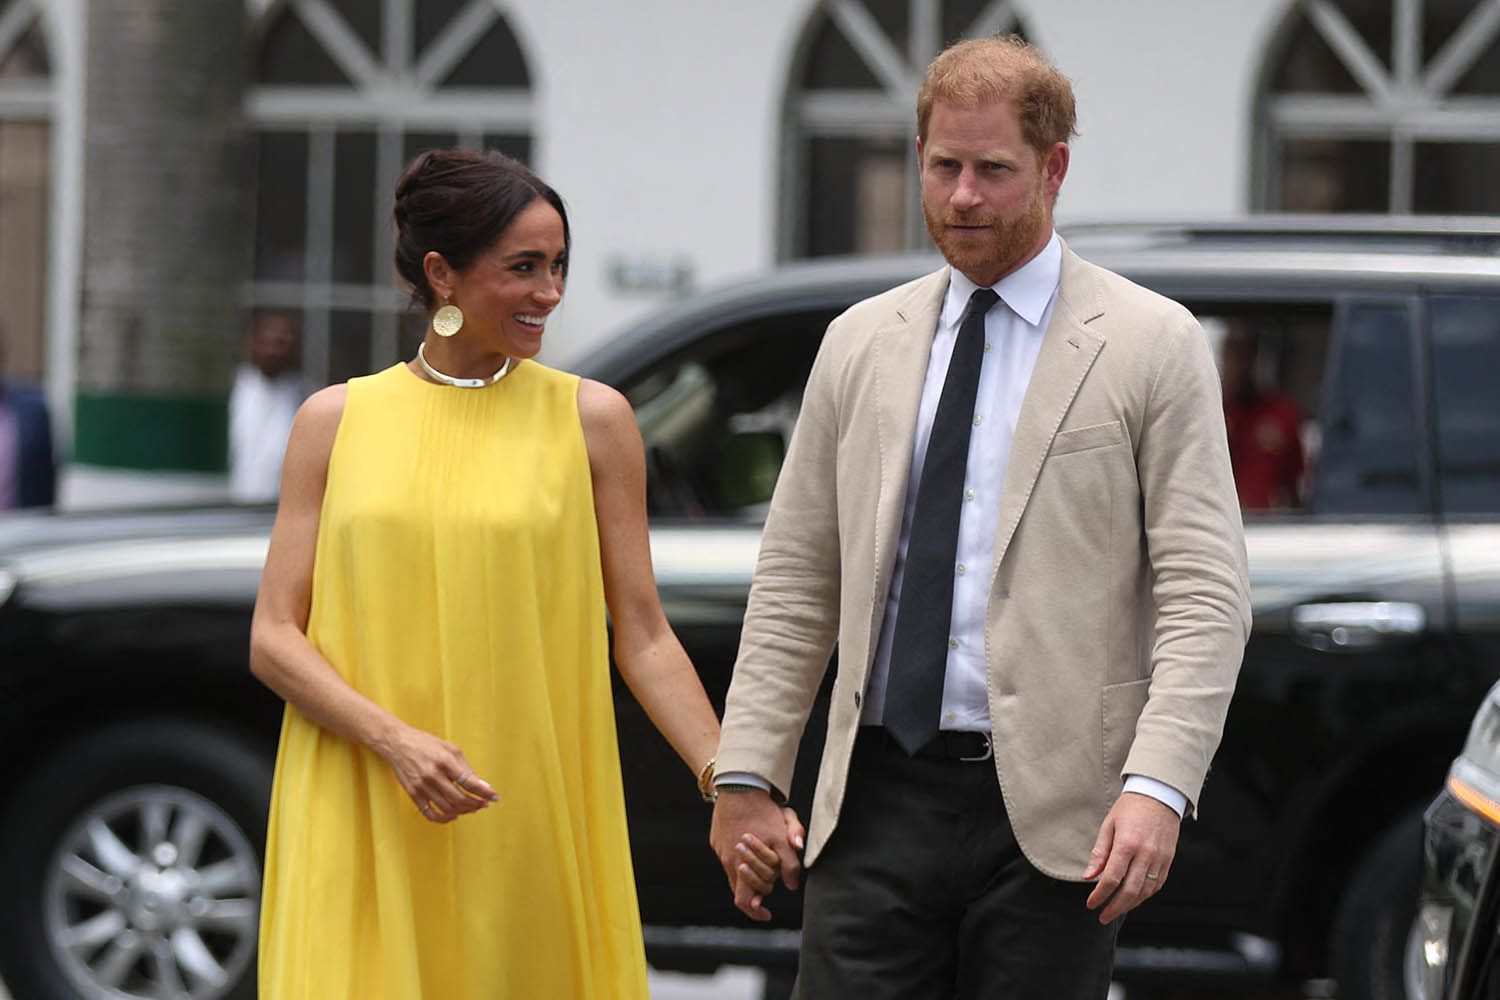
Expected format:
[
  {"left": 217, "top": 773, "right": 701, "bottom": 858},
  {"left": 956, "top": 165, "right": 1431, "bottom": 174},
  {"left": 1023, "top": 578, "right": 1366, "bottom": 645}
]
[
  {"left": 861, "top": 238, "right": 1058, "bottom": 733},
  {"left": 722, "top": 232, "right": 1184, "bottom": 817},
  {"left": 228, "top": 365, "right": 302, "bottom": 503}
]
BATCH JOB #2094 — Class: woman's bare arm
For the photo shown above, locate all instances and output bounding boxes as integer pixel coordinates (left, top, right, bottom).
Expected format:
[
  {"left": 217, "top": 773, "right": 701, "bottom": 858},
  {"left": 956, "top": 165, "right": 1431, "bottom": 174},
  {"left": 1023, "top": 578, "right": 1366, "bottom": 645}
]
[
  {"left": 249, "top": 385, "right": 496, "bottom": 821},
  {"left": 579, "top": 378, "right": 806, "bottom": 917},
  {"left": 578, "top": 378, "right": 719, "bottom": 777}
]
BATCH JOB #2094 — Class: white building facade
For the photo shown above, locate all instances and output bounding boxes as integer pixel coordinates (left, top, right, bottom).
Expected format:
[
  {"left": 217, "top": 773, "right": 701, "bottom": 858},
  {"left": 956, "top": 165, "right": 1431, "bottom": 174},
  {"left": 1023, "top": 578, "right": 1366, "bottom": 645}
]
[{"left": 2, "top": 0, "right": 1497, "bottom": 500}]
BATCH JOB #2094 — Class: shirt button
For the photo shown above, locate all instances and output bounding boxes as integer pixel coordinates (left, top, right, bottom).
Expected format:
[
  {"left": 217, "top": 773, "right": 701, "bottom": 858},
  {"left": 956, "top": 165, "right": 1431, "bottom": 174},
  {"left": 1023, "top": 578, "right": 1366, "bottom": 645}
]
[
  {"left": 948, "top": 638, "right": 959, "bottom": 649},
  {"left": 983, "top": 342, "right": 992, "bottom": 353},
  {"left": 965, "top": 489, "right": 976, "bottom": 501},
  {"left": 956, "top": 564, "right": 966, "bottom": 576},
  {"left": 943, "top": 713, "right": 956, "bottom": 725},
  {"left": 973, "top": 415, "right": 983, "bottom": 427}
]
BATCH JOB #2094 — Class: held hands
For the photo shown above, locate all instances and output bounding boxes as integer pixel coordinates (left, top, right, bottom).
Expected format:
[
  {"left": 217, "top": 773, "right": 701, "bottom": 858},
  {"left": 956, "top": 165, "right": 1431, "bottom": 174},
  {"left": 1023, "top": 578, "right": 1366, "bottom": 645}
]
[
  {"left": 377, "top": 724, "right": 499, "bottom": 823},
  {"left": 710, "top": 790, "right": 806, "bottom": 921},
  {"left": 1084, "top": 791, "right": 1181, "bottom": 923},
  {"left": 735, "top": 809, "right": 807, "bottom": 918}
]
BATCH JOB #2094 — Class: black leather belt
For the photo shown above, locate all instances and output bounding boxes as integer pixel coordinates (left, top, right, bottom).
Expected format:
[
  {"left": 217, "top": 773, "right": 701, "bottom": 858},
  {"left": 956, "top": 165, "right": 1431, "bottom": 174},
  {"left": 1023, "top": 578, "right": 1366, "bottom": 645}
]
[{"left": 862, "top": 726, "right": 993, "bottom": 762}]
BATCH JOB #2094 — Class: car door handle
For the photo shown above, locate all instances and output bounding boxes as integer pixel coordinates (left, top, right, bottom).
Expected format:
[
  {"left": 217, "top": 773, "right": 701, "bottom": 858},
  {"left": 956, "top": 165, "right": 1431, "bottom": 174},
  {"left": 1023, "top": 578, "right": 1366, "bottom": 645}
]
[{"left": 1290, "top": 601, "right": 1427, "bottom": 651}]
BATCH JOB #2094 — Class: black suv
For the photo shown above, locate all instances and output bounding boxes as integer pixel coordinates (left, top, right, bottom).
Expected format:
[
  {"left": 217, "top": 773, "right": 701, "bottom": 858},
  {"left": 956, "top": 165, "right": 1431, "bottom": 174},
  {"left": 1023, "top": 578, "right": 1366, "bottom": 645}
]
[{"left": 1, "top": 218, "right": 1497, "bottom": 1000}]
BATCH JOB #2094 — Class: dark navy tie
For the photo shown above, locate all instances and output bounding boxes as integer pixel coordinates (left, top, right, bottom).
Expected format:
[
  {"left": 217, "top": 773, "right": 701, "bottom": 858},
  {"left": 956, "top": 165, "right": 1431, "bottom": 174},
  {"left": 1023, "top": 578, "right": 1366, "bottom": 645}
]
[{"left": 883, "top": 286, "right": 1000, "bottom": 755}]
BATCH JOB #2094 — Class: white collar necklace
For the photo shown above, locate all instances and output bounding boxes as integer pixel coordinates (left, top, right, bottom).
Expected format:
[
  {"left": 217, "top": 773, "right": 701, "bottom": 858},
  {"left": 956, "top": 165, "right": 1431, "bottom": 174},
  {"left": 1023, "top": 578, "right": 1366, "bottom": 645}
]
[{"left": 417, "top": 341, "right": 512, "bottom": 388}]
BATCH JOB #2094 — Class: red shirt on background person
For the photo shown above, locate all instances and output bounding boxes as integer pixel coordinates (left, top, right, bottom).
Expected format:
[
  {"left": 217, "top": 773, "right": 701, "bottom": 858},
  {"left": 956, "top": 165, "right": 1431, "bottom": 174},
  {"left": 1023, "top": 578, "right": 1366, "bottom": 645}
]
[{"left": 1221, "top": 325, "right": 1304, "bottom": 510}]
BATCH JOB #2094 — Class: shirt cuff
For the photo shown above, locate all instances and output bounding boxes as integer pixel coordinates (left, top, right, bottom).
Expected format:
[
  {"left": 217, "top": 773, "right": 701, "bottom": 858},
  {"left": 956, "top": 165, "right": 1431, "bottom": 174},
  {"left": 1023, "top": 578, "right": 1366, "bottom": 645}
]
[
  {"left": 713, "top": 771, "right": 773, "bottom": 793},
  {"left": 1123, "top": 774, "right": 1187, "bottom": 818}
]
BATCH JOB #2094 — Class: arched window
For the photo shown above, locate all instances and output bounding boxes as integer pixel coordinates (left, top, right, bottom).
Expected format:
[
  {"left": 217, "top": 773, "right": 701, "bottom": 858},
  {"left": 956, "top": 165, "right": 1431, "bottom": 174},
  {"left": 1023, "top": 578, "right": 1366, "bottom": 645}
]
[
  {"left": 246, "top": 0, "right": 534, "bottom": 386},
  {"left": 0, "top": 0, "right": 51, "bottom": 381},
  {"left": 1258, "top": 0, "right": 1500, "bottom": 214},
  {"left": 782, "top": 0, "right": 1028, "bottom": 259}
]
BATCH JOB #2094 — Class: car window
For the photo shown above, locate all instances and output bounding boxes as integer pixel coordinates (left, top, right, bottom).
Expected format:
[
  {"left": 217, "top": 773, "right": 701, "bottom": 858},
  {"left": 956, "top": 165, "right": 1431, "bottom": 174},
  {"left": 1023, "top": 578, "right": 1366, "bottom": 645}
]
[
  {"left": 1197, "top": 304, "right": 1330, "bottom": 515},
  {"left": 1430, "top": 295, "right": 1500, "bottom": 515},
  {"left": 625, "top": 310, "right": 833, "bottom": 519},
  {"left": 1312, "top": 302, "right": 1424, "bottom": 515},
  {"left": 629, "top": 295, "right": 1429, "bottom": 522},
  {"left": 1195, "top": 298, "right": 1426, "bottom": 517}
]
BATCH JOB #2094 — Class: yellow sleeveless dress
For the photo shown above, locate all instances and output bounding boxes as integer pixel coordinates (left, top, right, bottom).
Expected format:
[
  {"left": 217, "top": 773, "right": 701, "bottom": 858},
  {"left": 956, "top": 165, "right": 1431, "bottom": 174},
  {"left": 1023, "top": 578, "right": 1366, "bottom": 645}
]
[{"left": 258, "top": 361, "right": 649, "bottom": 999}]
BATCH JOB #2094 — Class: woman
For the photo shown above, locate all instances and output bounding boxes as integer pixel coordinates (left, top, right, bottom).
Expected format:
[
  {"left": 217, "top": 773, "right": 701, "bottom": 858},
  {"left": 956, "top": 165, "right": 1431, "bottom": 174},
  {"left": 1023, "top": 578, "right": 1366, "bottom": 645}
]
[{"left": 251, "top": 148, "right": 793, "bottom": 998}]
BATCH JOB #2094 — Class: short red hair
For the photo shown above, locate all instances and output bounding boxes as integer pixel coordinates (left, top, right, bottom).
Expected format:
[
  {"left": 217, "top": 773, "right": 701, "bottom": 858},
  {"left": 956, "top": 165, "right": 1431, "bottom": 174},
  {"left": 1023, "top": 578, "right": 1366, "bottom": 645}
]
[{"left": 916, "top": 35, "right": 1078, "bottom": 156}]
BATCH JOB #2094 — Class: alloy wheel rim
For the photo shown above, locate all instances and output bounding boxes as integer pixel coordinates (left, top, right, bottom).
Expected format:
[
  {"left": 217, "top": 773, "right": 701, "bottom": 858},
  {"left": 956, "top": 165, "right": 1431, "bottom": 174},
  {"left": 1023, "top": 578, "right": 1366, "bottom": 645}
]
[{"left": 42, "top": 785, "right": 260, "bottom": 1000}]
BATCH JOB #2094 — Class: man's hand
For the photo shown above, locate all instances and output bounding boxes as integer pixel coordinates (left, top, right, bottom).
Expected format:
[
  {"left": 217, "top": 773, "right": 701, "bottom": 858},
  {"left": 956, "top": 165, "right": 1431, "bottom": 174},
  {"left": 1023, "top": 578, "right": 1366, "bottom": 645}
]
[
  {"left": 710, "top": 789, "right": 803, "bottom": 921},
  {"left": 1084, "top": 791, "right": 1181, "bottom": 924}
]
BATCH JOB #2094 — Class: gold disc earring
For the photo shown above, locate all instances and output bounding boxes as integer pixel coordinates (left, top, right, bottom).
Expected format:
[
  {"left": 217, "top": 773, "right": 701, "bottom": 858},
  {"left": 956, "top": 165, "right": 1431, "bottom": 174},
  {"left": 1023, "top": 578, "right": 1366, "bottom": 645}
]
[{"left": 432, "top": 303, "right": 464, "bottom": 338}]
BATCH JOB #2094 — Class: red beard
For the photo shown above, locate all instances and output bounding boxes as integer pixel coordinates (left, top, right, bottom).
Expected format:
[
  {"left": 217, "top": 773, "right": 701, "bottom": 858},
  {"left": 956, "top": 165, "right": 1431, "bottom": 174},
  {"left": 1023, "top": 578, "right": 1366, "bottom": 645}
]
[{"left": 924, "top": 179, "right": 1048, "bottom": 285}]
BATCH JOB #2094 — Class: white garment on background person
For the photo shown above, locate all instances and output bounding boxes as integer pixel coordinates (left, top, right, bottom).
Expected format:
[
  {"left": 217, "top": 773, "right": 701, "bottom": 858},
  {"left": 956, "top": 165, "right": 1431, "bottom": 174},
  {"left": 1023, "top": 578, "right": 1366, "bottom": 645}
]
[{"left": 229, "top": 364, "right": 301, "bottom": 502}]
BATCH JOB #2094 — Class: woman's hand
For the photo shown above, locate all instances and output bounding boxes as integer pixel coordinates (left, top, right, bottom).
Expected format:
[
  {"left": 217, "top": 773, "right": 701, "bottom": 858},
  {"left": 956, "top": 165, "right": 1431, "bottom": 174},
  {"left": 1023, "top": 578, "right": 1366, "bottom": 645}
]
[
  {"left": 376, "top": 725, "right": 499, "bottom": 823},
  {"left": 734, "top": 833, "right": 779, "bottom": 900},
  {"left": 727, "top": 806, "right": 807, "bottom": 918}
]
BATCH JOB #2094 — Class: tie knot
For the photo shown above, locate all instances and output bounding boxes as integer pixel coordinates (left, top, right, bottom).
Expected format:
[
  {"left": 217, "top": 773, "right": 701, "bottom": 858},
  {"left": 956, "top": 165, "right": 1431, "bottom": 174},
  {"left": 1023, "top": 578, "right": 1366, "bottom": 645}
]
[{"left": 965, "top": 287, "right": 1000, "bottom": 323}]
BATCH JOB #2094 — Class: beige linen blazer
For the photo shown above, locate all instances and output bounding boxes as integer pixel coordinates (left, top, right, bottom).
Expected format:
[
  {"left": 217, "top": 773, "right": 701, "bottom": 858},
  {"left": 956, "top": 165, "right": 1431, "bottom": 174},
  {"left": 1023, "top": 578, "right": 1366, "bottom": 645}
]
[{"left": 716, "top": 243, "right": 1252, "bottom": 879}]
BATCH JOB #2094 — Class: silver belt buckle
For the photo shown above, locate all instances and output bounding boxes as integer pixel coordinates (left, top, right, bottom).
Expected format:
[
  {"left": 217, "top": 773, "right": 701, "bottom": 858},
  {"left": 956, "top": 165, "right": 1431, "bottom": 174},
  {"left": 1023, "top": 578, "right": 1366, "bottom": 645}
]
[{"left": 960, "top": 734, "right": 993, "bottom": 762}]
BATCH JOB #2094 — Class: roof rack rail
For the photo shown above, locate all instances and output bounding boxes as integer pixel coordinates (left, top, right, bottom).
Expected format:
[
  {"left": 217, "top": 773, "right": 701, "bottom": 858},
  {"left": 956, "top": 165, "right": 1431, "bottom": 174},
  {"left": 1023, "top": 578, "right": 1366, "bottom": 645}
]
[{"left": 1061, "top": 214, "right": 1500, "bottom": 241}]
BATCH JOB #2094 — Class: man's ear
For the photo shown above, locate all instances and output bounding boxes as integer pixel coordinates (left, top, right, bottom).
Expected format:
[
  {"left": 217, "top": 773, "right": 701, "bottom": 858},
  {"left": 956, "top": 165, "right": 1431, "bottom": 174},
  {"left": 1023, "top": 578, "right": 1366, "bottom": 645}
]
[
  {"left": 1043, "top": 142, "right": 1070, "bottom": 197},
  {"left": 423, "top": 251, "right": 457, "bottom": 302}
]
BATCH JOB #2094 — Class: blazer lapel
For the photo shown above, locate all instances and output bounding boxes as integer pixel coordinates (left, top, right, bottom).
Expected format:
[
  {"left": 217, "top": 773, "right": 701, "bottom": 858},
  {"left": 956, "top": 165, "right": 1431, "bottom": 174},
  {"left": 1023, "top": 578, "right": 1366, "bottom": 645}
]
[
  {"left": 868, "top": 266, "right": 950, "bottom": 649},
  {"left": 991, "top": 246, "right": 1106, "bottom": 571}
]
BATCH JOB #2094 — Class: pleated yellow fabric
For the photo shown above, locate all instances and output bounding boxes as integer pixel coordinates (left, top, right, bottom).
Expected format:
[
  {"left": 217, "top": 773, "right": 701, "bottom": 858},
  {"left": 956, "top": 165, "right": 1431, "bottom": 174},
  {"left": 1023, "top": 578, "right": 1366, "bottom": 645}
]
[{"left": 258, "top": 362, "right": 648, "bottom": 999}]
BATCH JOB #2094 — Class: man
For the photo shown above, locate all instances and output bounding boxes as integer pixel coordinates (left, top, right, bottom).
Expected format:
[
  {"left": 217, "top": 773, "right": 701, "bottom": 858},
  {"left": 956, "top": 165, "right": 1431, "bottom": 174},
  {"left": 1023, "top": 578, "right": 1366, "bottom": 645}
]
[
  {"left": 0, "top": 334, "right": 55, "bottom": 509},
  {"left": 1220, "top": 320, "right": 1304, "bottom": 510},
  {"left": 228, "top": 309, "right": 302, "bottom": 503},
  {"left": 709, "top": 36, "right": 1250, "bottom": 997}
]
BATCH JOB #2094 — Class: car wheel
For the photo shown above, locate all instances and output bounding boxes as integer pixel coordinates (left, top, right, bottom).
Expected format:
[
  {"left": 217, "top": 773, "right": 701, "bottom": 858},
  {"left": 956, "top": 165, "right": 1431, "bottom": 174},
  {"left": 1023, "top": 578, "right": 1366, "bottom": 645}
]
[
  {"left": 1329, "top": 808, "right": 1426, "bottom": 1000},
  {"left": 0, "top": 720, "right": 273, "bottom": 1000}
]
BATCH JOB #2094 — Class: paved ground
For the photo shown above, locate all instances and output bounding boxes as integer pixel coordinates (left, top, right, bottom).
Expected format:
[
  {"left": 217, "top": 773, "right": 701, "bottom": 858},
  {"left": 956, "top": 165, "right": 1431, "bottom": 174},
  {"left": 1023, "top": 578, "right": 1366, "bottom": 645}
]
[
  {"left": 0, "top": 969, "right": 765, "bottom": 1000},
  {"left": 651, "top": 965, "right": 766, "bottom": 998},
  {"left": 0, "top": 969, "right": 1150, "bottom": 999},
  {"left": 649, "top": 971, "right": 1136, "bottom": 999}
]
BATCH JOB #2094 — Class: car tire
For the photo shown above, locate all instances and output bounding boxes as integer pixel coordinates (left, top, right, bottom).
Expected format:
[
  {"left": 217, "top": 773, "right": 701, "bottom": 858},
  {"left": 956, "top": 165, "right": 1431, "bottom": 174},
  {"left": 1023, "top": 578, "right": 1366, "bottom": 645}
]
[
  {"left": 1329, "top": 808, "right": 1426, "bottom": 1000},
  {"left": 0, "top": 720, "right": 273, "bottom": 1000}
]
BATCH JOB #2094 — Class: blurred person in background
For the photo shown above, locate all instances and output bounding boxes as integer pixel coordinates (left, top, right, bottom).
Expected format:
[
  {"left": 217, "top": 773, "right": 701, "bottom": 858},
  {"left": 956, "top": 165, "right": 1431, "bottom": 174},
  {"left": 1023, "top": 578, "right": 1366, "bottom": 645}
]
[
  {"left": 249, "top": 148, "right": 797, "bottom": 999},
  {"left": 1221, "top": 320, "right": 1304, "bottom": 510},
  {"left": 228, "top": 308, "right": 302, "bottom": 502},
  {"left": 0, "top": 329, "right": 55, "bottom": 509}
]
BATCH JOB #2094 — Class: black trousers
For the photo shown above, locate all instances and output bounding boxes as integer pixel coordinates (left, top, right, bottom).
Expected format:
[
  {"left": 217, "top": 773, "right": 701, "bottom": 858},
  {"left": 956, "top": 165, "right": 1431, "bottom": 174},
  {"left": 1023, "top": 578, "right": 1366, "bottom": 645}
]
[{"left": 795, "top": 728, "right": 1120, "bottom": 1000}]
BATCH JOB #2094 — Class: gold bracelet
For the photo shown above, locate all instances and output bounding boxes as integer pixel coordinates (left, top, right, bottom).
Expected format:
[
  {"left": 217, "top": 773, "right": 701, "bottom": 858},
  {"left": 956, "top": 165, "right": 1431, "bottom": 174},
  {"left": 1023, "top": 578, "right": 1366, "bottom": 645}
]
[{"left": 696, "top": 755, "right": 717, "bottom": 803}]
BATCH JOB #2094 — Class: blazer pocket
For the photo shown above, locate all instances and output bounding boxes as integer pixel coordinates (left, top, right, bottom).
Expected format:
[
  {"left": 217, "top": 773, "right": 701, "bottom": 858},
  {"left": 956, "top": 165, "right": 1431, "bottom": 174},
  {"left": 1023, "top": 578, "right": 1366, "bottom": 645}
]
[
  {"left": 1050, "top": 420, "right": 1124, "bottom": 457},
  {"left": 1101, "top": 677, "right": 1152, "bottom": 777}
]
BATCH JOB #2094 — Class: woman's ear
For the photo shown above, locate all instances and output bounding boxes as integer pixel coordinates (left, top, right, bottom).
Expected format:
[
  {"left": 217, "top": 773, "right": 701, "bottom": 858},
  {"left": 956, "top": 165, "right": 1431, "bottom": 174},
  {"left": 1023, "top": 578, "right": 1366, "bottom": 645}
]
[{"left": 423, "top": 251, "right": 456, "bottom": 303}]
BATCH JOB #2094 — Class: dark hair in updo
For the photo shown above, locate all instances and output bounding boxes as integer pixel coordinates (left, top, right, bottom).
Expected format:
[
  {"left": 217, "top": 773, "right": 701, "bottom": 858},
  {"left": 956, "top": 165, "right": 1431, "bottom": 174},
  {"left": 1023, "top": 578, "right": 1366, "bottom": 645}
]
[{"left": 393, "top": 148, "right": 570, "bottom": 311}]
